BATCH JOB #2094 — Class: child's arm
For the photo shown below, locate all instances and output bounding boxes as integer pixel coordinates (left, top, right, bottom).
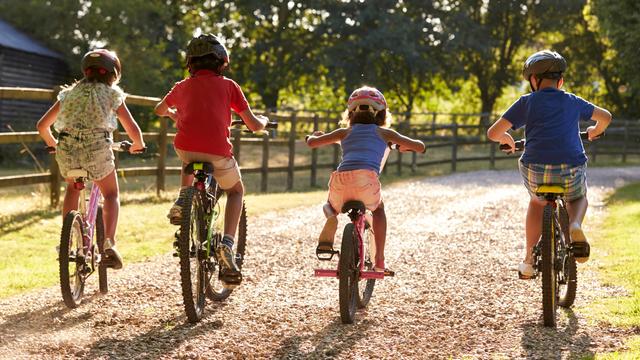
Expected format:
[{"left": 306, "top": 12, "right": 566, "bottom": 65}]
[
  {"left": 36, "top": 101, "right": 60, "bottom": 147},
  {"left": 306, "top": 128, "right": 349, "bottom": 148},
  {"left": 238, "top": 108, "right": 267, "bottom": 132},
  {"left": 487, "top": 118, "right": 516, "bottom": 151},
  {"left": 116, "top": 103, "right": 146, "bottom": 153},
  {"left": 378, "top": 128, "right": 426, "bottom": 153},
  {"left": 586, "top": 106, "right": 612, "bottom": 140},
  {"left": 154, "top": 96, "right": 179, "bottom": 122}
]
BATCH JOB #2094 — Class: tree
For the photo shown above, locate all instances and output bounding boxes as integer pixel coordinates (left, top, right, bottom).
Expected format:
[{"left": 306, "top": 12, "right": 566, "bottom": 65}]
[{"left": 443, "top": 0, "right": 585, "bottom": 119}]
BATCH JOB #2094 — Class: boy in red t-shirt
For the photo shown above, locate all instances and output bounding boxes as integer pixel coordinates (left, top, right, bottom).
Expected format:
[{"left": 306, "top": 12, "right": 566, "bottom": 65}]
[{"left": 155, "top": 34, "right": 267, "bottom": 287}]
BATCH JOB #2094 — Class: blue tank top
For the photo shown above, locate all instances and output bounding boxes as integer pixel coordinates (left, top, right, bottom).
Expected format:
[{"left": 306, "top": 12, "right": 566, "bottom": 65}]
[{"left": 337, "top": 123, "right": 387, "bottom": 174}]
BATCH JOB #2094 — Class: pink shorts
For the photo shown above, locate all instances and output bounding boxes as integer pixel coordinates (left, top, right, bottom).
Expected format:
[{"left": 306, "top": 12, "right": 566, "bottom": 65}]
[{"left": 327, "top": 169, "right": 382, "bottom": 213}]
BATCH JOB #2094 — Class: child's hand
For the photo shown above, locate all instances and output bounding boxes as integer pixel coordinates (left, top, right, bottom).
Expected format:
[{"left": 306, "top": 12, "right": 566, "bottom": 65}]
[
  {"left": 499, "top": 133, "right": 516, "bottom": 153},
  {"left": 586, "top": 125, "right": 601, "bottom": 141},
  {"left": 129, "top": 141, "right": 146, "bottom": 154}
]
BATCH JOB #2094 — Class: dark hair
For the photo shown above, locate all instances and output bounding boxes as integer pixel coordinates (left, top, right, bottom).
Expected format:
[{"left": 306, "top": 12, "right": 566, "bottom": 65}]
[
  {"left": 349, "top": 110, "right": 387, "bottom": 126},
  {"left": 83, "top": 66, "right": 118, "bottom": 85},
  {"left": 188, "top": 53, "right": 226, "bottom": 75}
]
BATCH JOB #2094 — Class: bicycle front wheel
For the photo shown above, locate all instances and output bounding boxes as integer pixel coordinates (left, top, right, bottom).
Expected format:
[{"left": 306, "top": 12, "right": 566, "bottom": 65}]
[
  {"left": 541, "top": 204, "right": 557, "bottom": 327},
  {"left": 206, "top": 197, "right": 248, "bottom": 302},
  {"left": 558, "top": 204, "right": 577, "bottom": 307},
  {"left": 339, "top": 223, "right": 358, "bottom": 324},
  {"left": 357, "top": 221, "right": 375, "bottom": 308},
  {"left": 178, "top": 187, "right": 208, "bottom": 323},
  {"left": 59, "top": 211, "right": 86, "bottom": 309},
  {"left": 96, "top": 206, "right": 108, "bottom": 294}
]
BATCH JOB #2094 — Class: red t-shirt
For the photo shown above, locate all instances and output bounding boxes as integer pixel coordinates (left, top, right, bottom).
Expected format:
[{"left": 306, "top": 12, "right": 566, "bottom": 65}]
[{"left": 165, "top": 70, "right": 249, "bottom": 156}]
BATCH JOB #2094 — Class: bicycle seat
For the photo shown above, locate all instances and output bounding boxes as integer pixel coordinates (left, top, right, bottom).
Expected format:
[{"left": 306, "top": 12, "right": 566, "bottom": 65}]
[
  {"left": 184, "top": 162, "right": 214, "bottom": 175},
  {"left": 67, "top": 169, "right": 88, "bottom": 178},
  {"left": 535, "top": 185, "right": 566, "bottom": 195},
  {"left": 341, "top": 200, "right": 365, "bottom": 214}
]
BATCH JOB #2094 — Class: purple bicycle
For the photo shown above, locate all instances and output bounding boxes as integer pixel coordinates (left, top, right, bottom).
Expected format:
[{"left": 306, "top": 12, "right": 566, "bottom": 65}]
[{"left": 55, "top": 141, "right": 142, "bottom": 308}]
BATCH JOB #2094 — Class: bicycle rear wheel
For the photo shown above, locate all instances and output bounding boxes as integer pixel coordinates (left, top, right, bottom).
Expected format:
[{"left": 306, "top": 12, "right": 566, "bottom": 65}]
[
  {"left": 357, "top": 221, "right": 375, "bottom": 308},
  {"left": 339, "top": 223, "right": 358, "bottom": 324},
  {"left": 59, "top": 211, "right": 86, "bottom": 309},
  {"left": 178, "top": 187, "right": 208, "bottom": 323},
  {"left": 541, "top": 205, "right": 557, "bottom": 327},
  {"left": 96, "top": 206, "right": 108, "bottom": 294},
  {"left": 558, "top": 204, "right": 577, "bottom": 307}
]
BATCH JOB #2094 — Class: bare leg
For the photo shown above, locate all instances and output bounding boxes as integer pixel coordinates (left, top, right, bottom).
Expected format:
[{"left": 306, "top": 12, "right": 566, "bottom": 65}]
[
  {"left": 223, "top": 180, "right": 244, "bottom": 238},
  {"left": 62, "top": 179, "right": 81, "bottom": 217},
  {"left": 372, "top": 202, "right": 387, "bottom": 269},
  {"left": 180, "top": 164, "right": 194, "bottom": 188},
  {"left": 524, "top": 196, "right": 546, "bottom": 263},
  {"left": 94, "top": 170, "right": 120, "bottom": 242},
  {"left": 566, "top": 196, "right": 588, "bottom": 228}
]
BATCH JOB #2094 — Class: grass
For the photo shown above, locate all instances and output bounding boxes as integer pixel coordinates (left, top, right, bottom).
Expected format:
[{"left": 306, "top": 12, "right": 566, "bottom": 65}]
[{"left": 580, "top": 183, "right": 640, "bottom": 359}]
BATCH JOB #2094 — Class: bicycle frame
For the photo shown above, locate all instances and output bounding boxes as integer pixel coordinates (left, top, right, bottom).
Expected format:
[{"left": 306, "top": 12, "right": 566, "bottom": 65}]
[{"left": 314, "top": 209, "right": 384, "bottom": 280}]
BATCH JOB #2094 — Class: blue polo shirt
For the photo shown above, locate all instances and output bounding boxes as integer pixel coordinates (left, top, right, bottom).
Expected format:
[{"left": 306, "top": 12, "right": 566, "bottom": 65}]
[{"left": 503, "top": 88, "right": 595, "bottom": 165}]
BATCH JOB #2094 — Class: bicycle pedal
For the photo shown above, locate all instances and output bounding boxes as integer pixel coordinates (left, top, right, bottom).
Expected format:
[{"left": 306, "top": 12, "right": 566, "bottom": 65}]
[{"left": 316, "top": 249, "right": 339, "bottom": 261}]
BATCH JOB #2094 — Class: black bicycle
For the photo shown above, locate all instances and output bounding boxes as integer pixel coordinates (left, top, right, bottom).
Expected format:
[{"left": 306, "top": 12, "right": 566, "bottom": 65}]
[
  {"left": 501, "top": 132, "right": 592, "bottom": 327},
  {"left": 175, "top": 119, "right": 277, "bottom": 323}
]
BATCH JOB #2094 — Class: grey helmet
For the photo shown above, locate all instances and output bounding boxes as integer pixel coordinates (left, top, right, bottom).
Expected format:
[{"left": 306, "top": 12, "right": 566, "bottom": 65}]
[
  {"left": 522, "top": 50, "right": 567, "bottom": 81},
  {"left": 186, "top": 34, "right": 229, "bottom": 65}
]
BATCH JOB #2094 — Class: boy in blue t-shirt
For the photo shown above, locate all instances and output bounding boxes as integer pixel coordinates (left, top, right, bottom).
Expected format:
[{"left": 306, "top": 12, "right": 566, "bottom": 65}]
[{"left": 487, "top": 50, "right": 612, "bottom": 278}]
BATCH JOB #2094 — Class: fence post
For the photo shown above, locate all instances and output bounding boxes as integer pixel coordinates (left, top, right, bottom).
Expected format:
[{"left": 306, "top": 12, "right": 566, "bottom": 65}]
[
  {"left": 233, "top": 128, "right": 242, "bottom": 165},
  {"left": 311, "top": 113, "right": 319, "bottom": 187},
  {"left": 489, "top": 142, "right": 496, "bottom": 170},
  {"left": 451, "top": 122, "right": 458, "bottom": 173},
  {"left": 622, "top": 120, "right": 629, "bottom": 163},
  {"left": 261, "top": 132, "right": 269, "bottom": 192},
  {"left": 156, "top": 117, "right": 168, "bottom": 196},
  {"left": 50, "top": 154, "right": 60, "bottom": 208},
  {"left": 49, "top": 86, "right": 62, "bottom": 208},
  {"left": 431, "top": 112, "right": 437, "bottom": 137},
  {"left": 411, "top": 128, "right": 418, "bottom": 173},
  {"left": 287, "top": 113, "right": 297, "bottom": 190}
]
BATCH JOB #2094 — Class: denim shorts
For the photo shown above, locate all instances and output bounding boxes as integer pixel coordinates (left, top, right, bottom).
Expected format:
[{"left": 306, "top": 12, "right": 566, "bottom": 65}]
[
  {"left": 518, "top": 161, "right": 587, "bottom": 201},
  {"left": 56, "top": 129, "right": 115, "bottom": 181}
]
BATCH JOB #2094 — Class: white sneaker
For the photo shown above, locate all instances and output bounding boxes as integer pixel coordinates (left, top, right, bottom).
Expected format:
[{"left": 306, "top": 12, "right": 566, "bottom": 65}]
[{"left": 518, "top": 262, "right": 534, "bottom": 279}]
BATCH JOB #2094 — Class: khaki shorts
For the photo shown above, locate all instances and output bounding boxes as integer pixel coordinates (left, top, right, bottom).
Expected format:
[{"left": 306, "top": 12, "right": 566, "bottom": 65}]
[
  {"left": 56, "top": 130, "right": 115, "bottom": 181},
  {"left": 327, "top": 169, "right": 382, "bottom": 213},
  {"left": 175, "top": 148, "right": 241, "bottom": 190}
]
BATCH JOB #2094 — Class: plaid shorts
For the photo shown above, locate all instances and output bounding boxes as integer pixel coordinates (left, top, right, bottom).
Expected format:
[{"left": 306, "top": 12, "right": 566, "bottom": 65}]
[
  {"left": 56, "top": 129, "right": 115, "bottom": 181},
  {"left": 518, "top": 161, "right": 587, "bottom": 201}
]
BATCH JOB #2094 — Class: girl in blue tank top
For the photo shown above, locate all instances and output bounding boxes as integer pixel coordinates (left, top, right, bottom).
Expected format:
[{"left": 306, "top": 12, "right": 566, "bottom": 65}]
[{"left": 306, "top": 86, "right": 425, "bottom": 273}]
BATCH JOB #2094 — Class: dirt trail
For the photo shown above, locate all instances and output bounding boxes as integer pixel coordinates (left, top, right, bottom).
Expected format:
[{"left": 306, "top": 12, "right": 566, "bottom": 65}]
[{"left": 2, "top": 167, "right": 640, "bottom": 359}]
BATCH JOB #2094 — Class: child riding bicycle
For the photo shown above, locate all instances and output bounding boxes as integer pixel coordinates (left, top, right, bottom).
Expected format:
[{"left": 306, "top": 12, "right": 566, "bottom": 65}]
[
  {"left": 154, "top": 34, "right": 267, "bottom": 287},
  {"left": 36, "top": 49, "right": 146, "bottom": 270},
  {"left": 487, "top": 50, "right": 612, "bottom": 278},
  {"left": 306, "top": 86, "right": 425, "bottom": 274}
]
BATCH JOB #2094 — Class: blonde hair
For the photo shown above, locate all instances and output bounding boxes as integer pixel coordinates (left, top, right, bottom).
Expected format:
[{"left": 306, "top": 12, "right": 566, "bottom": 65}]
[{"left": 340, "top": 109, "right": 392, "bottom": 128}]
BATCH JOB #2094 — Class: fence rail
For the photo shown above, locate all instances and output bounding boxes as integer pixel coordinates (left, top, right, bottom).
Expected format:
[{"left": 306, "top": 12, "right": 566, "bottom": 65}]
[{"left": 1, "top": 86, "right": 638, "bottom": 207}]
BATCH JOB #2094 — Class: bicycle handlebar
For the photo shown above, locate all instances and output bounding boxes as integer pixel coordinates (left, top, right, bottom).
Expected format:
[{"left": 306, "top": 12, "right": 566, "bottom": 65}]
[
  {"left": 231, "top": 119, "right": 278, "bottom": 131},
  {"left": 45, "top": 141, "right": 146, "bottom": 154},
  {"left": 499, "top": 131, "right": 597, "bottom": 153}
]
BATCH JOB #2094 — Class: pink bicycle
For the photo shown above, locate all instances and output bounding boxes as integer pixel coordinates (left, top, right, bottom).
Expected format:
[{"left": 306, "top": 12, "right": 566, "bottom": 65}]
[{"left": 51, "top": 141, "right": 143, "bottom": 308}]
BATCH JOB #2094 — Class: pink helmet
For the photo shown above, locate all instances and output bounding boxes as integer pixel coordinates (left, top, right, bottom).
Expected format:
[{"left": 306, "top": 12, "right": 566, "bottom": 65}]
[{"left": 347, "top": 86, "right": 387, "bottom": 113}]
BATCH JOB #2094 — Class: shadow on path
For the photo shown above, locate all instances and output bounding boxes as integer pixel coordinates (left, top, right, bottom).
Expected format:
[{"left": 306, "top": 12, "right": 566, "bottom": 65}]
[{"left": 520, "top": 309, "right": 594, "bottom": 360}]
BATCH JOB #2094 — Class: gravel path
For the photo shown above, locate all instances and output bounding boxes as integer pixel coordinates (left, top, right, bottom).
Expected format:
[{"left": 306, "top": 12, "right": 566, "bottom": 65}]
[{"left": 2, "top": 167, "right": 640, "bottom": 360}]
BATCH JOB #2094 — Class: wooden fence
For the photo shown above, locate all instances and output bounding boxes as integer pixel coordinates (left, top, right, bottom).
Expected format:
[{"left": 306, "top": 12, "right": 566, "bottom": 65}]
[{"left": 1, "top": 86, "right": 639, "bottom": 208}]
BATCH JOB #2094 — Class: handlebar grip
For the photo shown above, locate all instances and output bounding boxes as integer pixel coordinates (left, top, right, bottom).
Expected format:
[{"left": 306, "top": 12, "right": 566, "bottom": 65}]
[
  {"left": 45, "top": 146, "right": 56, "bottom": 154},
  {"left": 113, "top": 141, "right": 146, "bottom": 153},
  {"left": 500, "top": 140, "right": 525, "bottom": 152},
  {"left": 265, "top": 121, "right": 278, "bottom": 129},
  {"left": 388, "top": 142, "right": 399, "bottom": 150},
  {"left": 231, "top": 119, "right": 244, "bottom": 126}
]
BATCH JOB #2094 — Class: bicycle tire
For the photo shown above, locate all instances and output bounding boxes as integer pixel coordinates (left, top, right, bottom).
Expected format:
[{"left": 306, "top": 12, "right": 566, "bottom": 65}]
[
  {"left": 207, "top": 199, "right": 247, "bottom": 302},
  {"left": 339, "top": 223, "right": 358, "bottom": 324},
  {"left": 357, "top": 222, "right": 375, "bottom": 308},
  {"left": 96, "top": 206, "right": 108, "bottom": 294},
  {"left": 558, "top": 204, "right": 577, "bottom": 307},
  {"left": 178, "top": 187, "right": 207, "bottom": 323},
  {"left": 59, "top": 211, "right": 86, "bottom": 309},
  {"left": 541, "top": 204, "right": 557, "bottom": 327},
  {"left": 204, "top": 181, "right": 228, "bottom": 301}
]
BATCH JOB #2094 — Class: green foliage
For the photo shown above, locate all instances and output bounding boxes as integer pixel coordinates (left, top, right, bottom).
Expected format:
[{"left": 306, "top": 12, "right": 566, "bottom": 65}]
[{"left": 0, "top": 0, "right": 635, "bottom": 118}]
